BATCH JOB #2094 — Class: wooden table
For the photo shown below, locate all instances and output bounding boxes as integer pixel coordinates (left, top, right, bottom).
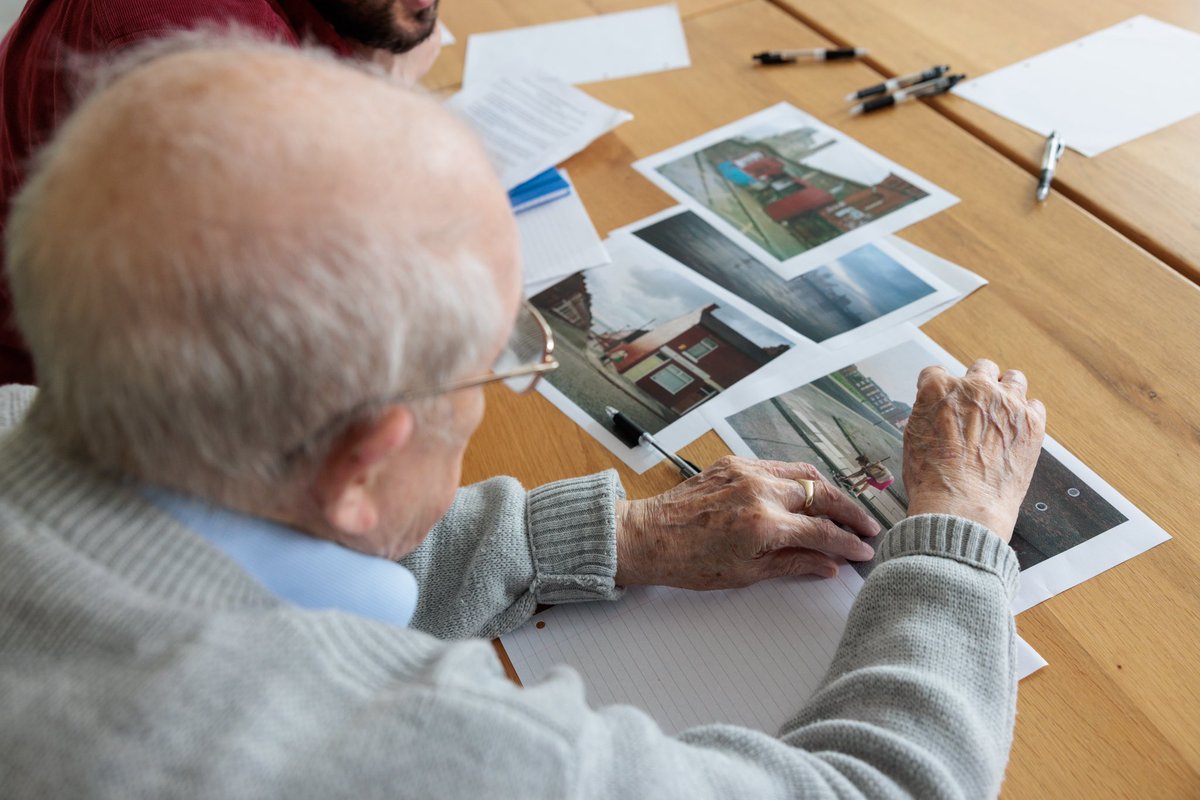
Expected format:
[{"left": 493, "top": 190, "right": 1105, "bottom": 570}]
[
  {"left": 436, "top": 1, "right": 1200, "bottom": 796},
  {"left": 770, "top": 0, "right": 1200, "bottom": 284}
]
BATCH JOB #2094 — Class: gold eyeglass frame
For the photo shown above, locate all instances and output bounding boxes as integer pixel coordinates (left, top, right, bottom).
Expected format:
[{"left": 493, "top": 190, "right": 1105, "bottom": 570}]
[
  {"left": 393, "top": 299, "right": 559, "bottom": 401},
  {"left": 281, "top": 301, "right": 558, "bottom": 465}
]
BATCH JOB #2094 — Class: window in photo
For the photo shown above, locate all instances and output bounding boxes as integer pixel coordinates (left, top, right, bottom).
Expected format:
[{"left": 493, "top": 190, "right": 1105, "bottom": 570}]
[
  {"left": 651, "top": 364, "right": 695, "bottom": 394},
  {"left": 684, "top": 338, "right": 719, "bottom": 362}
]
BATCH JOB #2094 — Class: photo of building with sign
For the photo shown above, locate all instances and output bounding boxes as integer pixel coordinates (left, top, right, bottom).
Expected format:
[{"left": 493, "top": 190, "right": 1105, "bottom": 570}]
[
  {"left": 531, "top": 260, "right": 792, "bottom": 436},
  {"left": 654, "top": 125, "right": 929, "bottom": 261}
]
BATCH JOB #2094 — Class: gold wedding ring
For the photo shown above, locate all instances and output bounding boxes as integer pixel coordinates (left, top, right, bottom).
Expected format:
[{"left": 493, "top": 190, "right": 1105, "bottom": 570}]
[{"left": 797, "top": 478, "right": 816, "bottom": 512}]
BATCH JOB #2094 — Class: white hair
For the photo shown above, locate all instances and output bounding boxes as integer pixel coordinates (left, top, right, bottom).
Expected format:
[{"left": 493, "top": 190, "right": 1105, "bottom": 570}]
[{"left": 6, "top": 31, "right": 505, "bottom": 508}]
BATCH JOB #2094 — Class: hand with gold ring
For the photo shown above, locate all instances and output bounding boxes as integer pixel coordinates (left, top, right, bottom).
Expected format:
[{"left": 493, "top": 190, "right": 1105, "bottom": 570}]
[{"left": 615, "top": 457, "right": 882, "bottom": 590}]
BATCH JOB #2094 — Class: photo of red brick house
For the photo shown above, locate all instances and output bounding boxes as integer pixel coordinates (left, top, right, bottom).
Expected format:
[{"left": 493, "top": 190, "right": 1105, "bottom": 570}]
[
  {"left": 604, "top": 304, "right": 787, "bottom": 416},
  {"left": 530, "top": 253, "right": 794, "bottom": 437}
]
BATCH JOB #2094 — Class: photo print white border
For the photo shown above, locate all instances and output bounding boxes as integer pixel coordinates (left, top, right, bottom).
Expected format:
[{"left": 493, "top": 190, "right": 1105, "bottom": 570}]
[
  {"left": 530, "top": 235, "right": 826, "bottom": 473},
  {"left": 613, "top": 205, "right": 961, "bottom": 350},
  {"left": 634, "top": 103, "right": 959, "bottom": 280},
  {"left": 704, "top": 325, "right": 1171, "bottom": 614}
]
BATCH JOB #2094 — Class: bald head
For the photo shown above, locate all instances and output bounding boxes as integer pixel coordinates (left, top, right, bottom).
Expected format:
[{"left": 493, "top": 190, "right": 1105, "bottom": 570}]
[
  {"left": 38, "top": 40, "right": 514, "bottom": 294},
  {"left": 8, "top": 33, "right": 520, "bottom": 505}
]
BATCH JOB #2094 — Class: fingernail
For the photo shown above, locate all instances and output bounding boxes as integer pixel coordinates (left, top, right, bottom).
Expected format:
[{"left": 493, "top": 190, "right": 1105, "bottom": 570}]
[{"left": 857, "top": 542, "right": 876, "bottom": 560}]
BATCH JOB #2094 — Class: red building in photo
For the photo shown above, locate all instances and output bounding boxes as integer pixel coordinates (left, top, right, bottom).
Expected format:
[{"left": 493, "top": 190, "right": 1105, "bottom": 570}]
[
  {"left": 604, "top": 304, "right": 787, "bottom": 417},
  {"left": 817, "top": 174, "right": 928, "bottom": 231},
  {"left": 534, "top": 272, "right": 592, "bottom": 330}
]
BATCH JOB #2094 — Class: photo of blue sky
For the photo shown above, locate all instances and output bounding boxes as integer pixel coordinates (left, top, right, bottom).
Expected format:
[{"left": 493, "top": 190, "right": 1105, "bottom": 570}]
[{"left": 632, "top": 210, "right": 936, "bottom": 343}]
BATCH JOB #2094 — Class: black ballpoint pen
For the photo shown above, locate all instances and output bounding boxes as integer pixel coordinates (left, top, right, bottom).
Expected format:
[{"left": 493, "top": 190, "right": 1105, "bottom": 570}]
[
  {"left": 753, "top": 47, "right": 868, "bottom": 65},
  {"left": 845, "top": 65, "right": 950, "bottom": 101},
  {"left": 849, "top": 73, "right": 965, "bottom": 115},
  {"left": 605, "top": 406, "right": 701, "bottom": 479}
]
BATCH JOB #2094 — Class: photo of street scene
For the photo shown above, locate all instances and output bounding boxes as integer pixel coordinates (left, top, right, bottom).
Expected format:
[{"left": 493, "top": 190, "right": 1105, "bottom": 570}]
[
  {"left": 530, "top": 257, "right": 793, "bottom": 437},
  {"left": 725, "top": 340, "right": 1128, "bottom": 577},
  {"left": 651, "top": 115, "right": 929, "bottom": 262},
  {"left": 630, "top": 209, "right": 942, "bottom": 344}
]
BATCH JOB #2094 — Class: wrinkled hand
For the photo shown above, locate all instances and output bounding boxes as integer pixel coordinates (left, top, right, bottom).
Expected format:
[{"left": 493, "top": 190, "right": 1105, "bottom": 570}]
[
  {"left": 903, "top": 360, "right": 1047, "bottom": 542},
  {"left": 615, "top": 456, "right": 881, "bottom": 590},
  {"left": 361, "top": 25, "right": 443, "bottom": 87}
]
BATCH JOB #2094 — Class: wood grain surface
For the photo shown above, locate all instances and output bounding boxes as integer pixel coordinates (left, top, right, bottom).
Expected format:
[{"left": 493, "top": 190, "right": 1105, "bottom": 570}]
[
  {"left": 437, "top": 1, "right": 1200, "bottom": 796},
  {"left": 768, "top": 0, "right": 1200, "bottom": 284}
]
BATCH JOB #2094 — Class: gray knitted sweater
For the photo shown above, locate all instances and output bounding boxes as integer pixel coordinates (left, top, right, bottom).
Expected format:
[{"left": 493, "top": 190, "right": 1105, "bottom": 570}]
[{"left": 0, "top": 385, "right": 1019, "bottom": 798}]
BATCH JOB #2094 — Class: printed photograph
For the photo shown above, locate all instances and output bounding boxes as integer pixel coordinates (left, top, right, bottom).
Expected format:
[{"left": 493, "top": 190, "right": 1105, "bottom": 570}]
[
  {"left": 530, "top": 258, "right": 793, "bottom": 437},
  {"left": 724, "top": 340, "right": 1128, "bottom": 576},
  {"left": 634, "top": 103, "right": 957, "bottom": 278},
  {"left": 654, "top": 132, "right": 926, "bottom": 262},
  {"left": 629, "top": 209, "right": 944, "bottom": 344}
]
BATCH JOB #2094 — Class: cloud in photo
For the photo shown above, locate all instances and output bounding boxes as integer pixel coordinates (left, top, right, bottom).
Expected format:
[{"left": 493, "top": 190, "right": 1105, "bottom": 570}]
[
  {"left": 584, "top": 259, "right": 714, "bottom": 332},
  {"left": 821, "top": 245, "right": 934, "bottom": 319}
]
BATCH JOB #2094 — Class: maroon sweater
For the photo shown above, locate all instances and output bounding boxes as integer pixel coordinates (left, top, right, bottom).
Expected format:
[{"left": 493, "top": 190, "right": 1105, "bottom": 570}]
[{"left": 0, "top": 0, "right": 354, "bottom": 385}]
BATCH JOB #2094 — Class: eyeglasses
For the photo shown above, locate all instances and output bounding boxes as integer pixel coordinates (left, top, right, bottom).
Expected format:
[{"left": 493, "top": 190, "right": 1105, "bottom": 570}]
[
  {"left": 280, "top": 300, "right": 558, "bottom": 465},
  {"left": 399, "top": 299, "right": 559, "bottom": 400}
]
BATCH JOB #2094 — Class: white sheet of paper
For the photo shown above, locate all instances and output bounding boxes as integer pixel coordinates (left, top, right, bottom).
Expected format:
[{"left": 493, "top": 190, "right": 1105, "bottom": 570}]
[
  {"left": 887, "top": 237, "right": 987, "bottom": 299},
  {"left": 518, "top": 172, "right": 610, "bottom": 286},
  {"left": 502, "top": 569, "right": 1046, "bottom": 736},
  {"left": 611, "top": 206, "right": 963, "bottom": 350},
  {"left": 438, "top": 22, "right": 455, "bottom": 46},
  {"left": 886, "top": 237, "right": 987, "bottom": 327},
  {"left": 634, "top": 103, "right": 958, "bottom": 279},
  {"left": 953, "top": 16, "right": 1200, "bottom": 157},
  {"left": 703, "top": 326, "right": 1171, "bottom": 614},
  {"left": 1018, "top": 638, "right": 1049, "bottom": 678},
  {"left": 445, "top": 67, "right": 632, "bottom": 190},
  {"left": 462, "top": 4, "right": 690, "bottom": 89}
]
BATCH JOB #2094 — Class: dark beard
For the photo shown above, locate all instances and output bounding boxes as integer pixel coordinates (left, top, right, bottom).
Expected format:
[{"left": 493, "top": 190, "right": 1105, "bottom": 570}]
[{"left": 308, "top": 0, "right": 439, "bottom": 54}]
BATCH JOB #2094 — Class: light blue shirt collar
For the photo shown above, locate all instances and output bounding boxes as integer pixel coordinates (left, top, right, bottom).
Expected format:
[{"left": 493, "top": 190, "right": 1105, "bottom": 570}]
[{"left": 143, "top": 486, "right": 417, "bottom": 628}]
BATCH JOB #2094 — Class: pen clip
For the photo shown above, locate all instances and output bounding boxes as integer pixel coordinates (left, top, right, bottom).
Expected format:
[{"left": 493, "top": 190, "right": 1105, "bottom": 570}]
[
  {"left": 1044, "top": 131, "right": 1066, "bottom": 166},
  {"left": 1052, "top": 137, "right": 1066, "bottom": 162}
]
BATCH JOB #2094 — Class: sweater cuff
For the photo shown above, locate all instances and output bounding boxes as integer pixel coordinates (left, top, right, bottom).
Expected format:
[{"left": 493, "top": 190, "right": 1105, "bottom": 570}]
[
  {"left": 526, "top": 470, "right": 625, "bottom": 604},
  {"left": 0, "top": 385, "right": 37, "bottom": 430},
  {"left": 878, "top": 514, "right": 1020, "bottom": 601}
]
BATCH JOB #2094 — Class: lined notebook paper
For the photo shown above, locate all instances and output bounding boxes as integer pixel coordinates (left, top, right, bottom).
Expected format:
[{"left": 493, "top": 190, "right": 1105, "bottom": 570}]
[
  {"left": 517, "top": 171, "right": 609, "bottom": 287},
  {"left": 502, "top": 567, "right": 1046, "bottom": 735}
]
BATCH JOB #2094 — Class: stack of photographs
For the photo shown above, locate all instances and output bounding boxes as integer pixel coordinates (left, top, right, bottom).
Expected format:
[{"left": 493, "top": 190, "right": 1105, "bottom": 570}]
[
  {"left": 500, "top": 103, "right": 1170, "bottom": 733},
  {"left": 528, "top": 102, "right": 971, "bottom": 473},
  {"left": 522, "top": 99, "right": 1168, "bottom": 607}
]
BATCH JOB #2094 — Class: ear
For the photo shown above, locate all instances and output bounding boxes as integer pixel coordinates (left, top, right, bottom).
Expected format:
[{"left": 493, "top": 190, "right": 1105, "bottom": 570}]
[{"left": 314, "top": 406, "right": 415, "bottom": 539}]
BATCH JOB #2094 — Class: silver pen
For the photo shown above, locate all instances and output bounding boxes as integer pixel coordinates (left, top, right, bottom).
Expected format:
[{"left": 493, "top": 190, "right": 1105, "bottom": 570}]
[{"left": 1036, "top": 130, "right": 1066, "bottom": 202}]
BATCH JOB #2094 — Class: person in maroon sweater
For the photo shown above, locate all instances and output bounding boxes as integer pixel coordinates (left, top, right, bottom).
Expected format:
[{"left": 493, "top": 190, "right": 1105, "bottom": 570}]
[{"left": 0, "top": 0, "right": 443, "bottom": 385}]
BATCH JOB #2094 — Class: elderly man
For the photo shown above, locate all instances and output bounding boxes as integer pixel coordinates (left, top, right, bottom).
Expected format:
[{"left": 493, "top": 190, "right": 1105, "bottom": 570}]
[
  {"left": 0, "top": 37, "right": 1046, "bottom": 799},
  {"left": 0, "top": 0, "right": 444, "bottom": 385}
]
